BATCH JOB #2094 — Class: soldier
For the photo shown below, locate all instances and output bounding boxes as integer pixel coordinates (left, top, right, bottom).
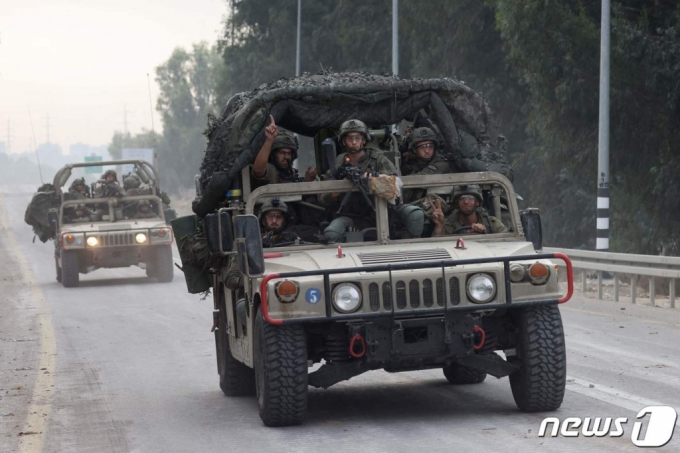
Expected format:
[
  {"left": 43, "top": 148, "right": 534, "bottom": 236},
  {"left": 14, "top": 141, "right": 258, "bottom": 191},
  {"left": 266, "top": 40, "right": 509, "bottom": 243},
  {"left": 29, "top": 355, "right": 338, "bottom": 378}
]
[
  {"left": 133, "top": 200, "right": 157, "bottom": 219},
  {"left": 67, "top": 178, "right": 89, "bottom": 199},
  {"left": 259, "top": 198, "right": 319, "bottom": 248},
  {"left": 64, "top": 204, "right": 91, "bottom": 223},
  {"left": 320, "top": 119, "right": 400, "bottom": 241},
  {"left": 94, "top": 169, "right": 125, "bottom": 198},
  {"left": 401, "top": 127, "right": 452, "bottom": 176},
  {"left": 123, "top": 174, "right": 148, "bottom": 196},
  {"left": 428, "top": 185, "right": 508, "bottom": 236},
  {"left": 251, "top": 115, "right": 317, "bottom": 187}
]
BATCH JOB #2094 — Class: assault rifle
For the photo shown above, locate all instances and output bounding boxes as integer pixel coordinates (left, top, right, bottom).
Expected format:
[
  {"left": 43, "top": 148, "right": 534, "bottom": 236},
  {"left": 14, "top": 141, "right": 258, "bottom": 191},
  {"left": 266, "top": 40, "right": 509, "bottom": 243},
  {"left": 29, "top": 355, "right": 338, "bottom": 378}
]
[{"left": 322, "top": 138, "right": 376, "bottom": 214}]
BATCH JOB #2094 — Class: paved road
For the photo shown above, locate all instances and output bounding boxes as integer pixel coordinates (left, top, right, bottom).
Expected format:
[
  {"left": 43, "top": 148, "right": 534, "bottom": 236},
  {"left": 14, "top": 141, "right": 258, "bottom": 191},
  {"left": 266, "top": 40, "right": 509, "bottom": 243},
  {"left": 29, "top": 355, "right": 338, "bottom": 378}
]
[{"left": 2, "top": 185, "right": 680, "bottom": 452}]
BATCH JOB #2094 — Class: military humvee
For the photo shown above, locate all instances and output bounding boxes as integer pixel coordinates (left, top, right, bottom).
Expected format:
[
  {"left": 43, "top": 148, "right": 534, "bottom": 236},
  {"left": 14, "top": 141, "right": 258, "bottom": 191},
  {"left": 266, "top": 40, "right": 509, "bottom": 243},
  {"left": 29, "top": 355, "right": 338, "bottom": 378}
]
[
  {"left": 174, "top": 73, "right": 574, "bottom": 427},
  {"left": 52, "top": 160, "right": 175, "bottom": 287}
]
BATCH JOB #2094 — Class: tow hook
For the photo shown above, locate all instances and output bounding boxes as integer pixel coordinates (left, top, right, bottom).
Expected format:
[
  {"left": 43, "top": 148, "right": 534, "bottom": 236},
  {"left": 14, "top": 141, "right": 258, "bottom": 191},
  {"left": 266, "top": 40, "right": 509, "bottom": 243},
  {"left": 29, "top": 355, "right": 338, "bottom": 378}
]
[
  {"left": 473, "top": 325, "right": 486, "bottom": 351},
  {"left": 349, "top": 334, "right": 366, "bottom": 358}
]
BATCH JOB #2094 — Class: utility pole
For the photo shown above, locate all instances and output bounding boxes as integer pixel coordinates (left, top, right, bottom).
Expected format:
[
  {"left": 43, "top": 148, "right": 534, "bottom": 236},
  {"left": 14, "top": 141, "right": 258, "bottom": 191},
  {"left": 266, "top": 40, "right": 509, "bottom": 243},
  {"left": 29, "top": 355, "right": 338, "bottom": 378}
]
[
  {"left": 392, "top": 0, "right": 399, "bottom": 76},
  {"left": 296, "top": 0, "right": 301, "bottom": 76},
  {"left": 597, "top": 0, "right": 611, "bottom": 251}
]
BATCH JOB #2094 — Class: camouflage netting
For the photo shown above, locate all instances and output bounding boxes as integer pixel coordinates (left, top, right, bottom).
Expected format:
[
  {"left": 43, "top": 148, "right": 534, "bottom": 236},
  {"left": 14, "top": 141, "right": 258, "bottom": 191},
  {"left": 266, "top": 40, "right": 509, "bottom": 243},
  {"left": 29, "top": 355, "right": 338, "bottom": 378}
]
[
  {"left": 194, "top": 72, "right": 510, "bottom": 217},
  {"left": 24, "top": 183, "right": 59, "bottom": 243}
]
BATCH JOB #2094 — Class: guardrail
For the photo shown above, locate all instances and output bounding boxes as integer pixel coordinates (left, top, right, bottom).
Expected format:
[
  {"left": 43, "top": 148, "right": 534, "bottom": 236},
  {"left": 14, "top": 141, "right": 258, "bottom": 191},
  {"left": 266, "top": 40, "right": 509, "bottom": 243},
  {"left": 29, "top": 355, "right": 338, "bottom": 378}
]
[{"left": 544, "top": 247, "right": 680, "bottom": 308}]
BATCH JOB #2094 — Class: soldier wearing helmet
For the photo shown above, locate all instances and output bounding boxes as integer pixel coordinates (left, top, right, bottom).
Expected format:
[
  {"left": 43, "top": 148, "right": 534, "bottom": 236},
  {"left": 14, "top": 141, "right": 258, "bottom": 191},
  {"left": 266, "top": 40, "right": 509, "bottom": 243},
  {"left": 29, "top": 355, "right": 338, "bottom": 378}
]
[
  {"left": 94, "top": 169, "right": 125, "bottom": 198},
  {"left": 258, "top": 198, "right": 321, "bottom": 247},
  {"left": 401, "top": 127, "right": 452, "bottom": 177},
  {"left": 251, "top": 115, "right": 317, "bottom": 187},
  {"left": 320, "top": 119, "right": 399, "bottom": 241},
  {"left": 133, "top": 200, "right": 157, "bottom": 219},
  {"left": 428, "top": 185, "right": 507, "bottom": 236},
  {"left": 123, "top": 174, "right": 148, "bottom": 196},
  {"left": 68, "top": 177, "right": 90, "bottom": 199},
  {"left": 65, "top": 203, "right": 91, "bottom": 223}
]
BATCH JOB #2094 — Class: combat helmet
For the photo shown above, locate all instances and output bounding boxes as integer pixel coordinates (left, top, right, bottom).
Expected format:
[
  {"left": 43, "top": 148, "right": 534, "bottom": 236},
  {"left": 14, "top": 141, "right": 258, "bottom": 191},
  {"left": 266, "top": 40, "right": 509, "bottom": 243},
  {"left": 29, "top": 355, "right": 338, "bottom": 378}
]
[
  {"left": 70, "top": 177, "right": 86, "bottom": 188},
  {"left": 258, "top": 197, "right": 289, "bottom": 226},
  {"left": 338, "top": 119, "right": 369, "bottom": 142},
  {"left": 123, "top": 174, "right": 141, "bottom": 190},
  {"left": 270, "top": 130, "right": 299, "bottom": 161},
  {"left": 104, "top": 169, "right": 118, "bottom": 181},
  {"left": 453, "top": 185, "right": 484, "bottom": 204},
  {"left": 408, "top": 127, "right": 440, "bottom": 152},
  {"left": 74, "top": 203, "right": 86, "bottom": 212}
]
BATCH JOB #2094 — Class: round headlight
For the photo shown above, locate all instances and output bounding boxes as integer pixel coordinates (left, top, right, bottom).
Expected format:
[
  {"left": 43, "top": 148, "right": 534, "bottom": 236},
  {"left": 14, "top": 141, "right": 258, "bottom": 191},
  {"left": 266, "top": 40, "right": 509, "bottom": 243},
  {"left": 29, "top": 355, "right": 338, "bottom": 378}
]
[
  {"left": 509, "top": 264, "right": 526, "bottom": 283},
  {"left": 135, "top": 233, "right": 147, "bottom": 244},
  {"left": 86, "top": 236, "right": 98, "bottom": 247},
  {"left": 467, "top": 274, "right": 496, "bottom": 304},
  {"left": 65, "top": 234, "right": 75, "bottom": 244},
  {"left": 157, "top": 228, "right": 167, "bottom": 237},
  {"left": 332, "top": 283, "right": 362, "bottom": 313}
]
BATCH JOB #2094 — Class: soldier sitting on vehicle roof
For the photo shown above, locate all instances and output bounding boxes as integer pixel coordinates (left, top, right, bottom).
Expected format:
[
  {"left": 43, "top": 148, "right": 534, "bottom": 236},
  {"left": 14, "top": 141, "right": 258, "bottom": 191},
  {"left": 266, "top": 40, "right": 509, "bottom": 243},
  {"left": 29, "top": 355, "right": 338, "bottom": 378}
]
[{"left": 428, "top": 185, "right": 508, "bottom": 236}]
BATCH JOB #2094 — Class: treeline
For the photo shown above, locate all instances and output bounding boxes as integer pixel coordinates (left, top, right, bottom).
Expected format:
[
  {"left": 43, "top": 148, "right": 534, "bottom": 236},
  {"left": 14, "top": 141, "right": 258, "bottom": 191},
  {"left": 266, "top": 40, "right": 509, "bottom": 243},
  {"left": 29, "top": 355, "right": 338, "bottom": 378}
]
[{"left": 142, "top": 0, "right": 680, "bottom": 255}]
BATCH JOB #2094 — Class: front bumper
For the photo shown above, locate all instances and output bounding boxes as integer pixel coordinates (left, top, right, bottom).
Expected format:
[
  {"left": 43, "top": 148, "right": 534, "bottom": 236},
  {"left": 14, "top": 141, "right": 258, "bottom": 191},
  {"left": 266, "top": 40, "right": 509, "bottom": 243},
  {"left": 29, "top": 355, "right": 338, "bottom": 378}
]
[{"left": 259, "top": 252, "right": 573, "bottom": 325}]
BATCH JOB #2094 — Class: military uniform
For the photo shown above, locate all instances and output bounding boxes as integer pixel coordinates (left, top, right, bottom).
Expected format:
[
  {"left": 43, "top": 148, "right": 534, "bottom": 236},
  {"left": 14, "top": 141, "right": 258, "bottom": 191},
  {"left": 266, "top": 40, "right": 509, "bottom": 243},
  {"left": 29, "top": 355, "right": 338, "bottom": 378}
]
[
  {"left": 401, "top": 127, "right": 453, "bottom": 203},
  {"left": 441, "top": 208, "right": 508, "bottom": 235},
  {"left": 251, "top": 162, "right": 301, "bottom": 186}
]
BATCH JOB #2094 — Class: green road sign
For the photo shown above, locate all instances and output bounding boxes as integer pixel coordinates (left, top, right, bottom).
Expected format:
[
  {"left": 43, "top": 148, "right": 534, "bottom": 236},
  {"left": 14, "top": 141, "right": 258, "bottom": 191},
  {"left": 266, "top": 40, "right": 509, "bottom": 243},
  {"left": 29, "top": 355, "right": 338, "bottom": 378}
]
[{"left": 84, "top": 155, "right": 103, "bottom": 174}]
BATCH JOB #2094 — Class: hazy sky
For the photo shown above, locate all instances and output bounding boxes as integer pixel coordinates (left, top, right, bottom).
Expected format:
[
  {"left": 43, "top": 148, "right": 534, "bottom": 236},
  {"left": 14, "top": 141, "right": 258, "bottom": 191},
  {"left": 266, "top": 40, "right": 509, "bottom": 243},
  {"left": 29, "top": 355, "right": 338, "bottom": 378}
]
[{"left": 0, "top": 0, "right": 226, "bottom": 154}]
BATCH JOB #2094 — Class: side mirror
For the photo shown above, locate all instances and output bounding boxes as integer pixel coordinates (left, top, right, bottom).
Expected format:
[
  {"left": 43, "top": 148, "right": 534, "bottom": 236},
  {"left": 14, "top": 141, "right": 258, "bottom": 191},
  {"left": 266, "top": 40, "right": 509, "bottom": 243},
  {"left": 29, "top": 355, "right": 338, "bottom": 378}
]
[
  {"left": 205, "top": 210, "right": 234, "bottom": 254},
  {"left": 520, "top": 208, "right": 543, "bottom": 251},
  {"left": 235, "top": 214, "right": 264, "bottom": 276}
]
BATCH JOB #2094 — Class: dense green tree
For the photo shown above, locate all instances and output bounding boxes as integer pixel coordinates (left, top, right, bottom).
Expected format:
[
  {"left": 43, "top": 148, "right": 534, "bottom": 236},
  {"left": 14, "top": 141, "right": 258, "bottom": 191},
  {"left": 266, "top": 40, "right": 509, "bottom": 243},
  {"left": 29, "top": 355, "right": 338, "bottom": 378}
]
[{"left": 107, "top": 129, "right": 161, "bottom": 160}]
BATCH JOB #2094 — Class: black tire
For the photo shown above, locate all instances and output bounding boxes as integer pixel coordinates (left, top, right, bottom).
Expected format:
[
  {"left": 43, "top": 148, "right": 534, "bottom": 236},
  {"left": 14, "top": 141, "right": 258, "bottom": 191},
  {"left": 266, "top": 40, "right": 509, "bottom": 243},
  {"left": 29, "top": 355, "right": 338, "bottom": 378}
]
[
  {"left": 508, "top": 304, "right": 566, "bottom": 412},
  {"left": 55, "top": 256, "right": 62, "bottom": 283},
  {"left": 152, "top": 246, "right": 174, "bottom": 283},
  {"left": 217, "top": 295, "right": 255, "bottom": 396},
  {"left": 443, "top": 363, "right": 487, "bottom": 384},
  {"left": 61, "top": 251, "right": 79, "bottom": 288},
  {"left": 254, "top": 308, "right": 308, "bottom": 427}
]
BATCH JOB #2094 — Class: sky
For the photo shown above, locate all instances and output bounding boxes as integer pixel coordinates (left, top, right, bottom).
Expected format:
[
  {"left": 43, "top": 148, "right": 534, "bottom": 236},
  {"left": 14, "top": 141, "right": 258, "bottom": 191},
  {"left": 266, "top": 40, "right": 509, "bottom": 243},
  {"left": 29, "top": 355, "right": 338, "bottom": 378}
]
[{"left": 0, "top": 0, "right": 226, "bottom": 154}]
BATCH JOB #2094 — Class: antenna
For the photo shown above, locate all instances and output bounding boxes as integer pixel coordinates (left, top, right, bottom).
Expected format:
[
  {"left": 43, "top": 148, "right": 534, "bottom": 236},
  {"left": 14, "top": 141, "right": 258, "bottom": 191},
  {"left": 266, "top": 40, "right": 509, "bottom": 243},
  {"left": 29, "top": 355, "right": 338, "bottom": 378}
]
[
  {"left": 146, "top": 73, "right": 158, "bottom": 172},
  {"left": 28, "top": 106, "right": 44, "bottom": 184}
]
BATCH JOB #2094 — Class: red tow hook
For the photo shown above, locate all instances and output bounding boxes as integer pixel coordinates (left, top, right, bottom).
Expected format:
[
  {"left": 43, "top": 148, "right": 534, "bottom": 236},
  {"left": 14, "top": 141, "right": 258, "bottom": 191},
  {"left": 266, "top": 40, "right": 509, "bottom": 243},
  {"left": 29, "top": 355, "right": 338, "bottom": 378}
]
[
  {"left": 473, "top": 325, "right": 486, "bottom": 351},
  {"left": 349, "top": 334, "right": 367, "bottom": 358}
]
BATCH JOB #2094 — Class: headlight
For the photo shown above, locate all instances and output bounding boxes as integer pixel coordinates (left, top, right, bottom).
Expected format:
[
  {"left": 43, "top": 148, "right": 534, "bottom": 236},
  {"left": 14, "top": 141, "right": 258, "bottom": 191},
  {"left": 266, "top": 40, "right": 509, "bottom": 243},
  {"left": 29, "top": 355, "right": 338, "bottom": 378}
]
[
  {"left": 275, "top": 280, "right": 299, "bottom": 303},
  {"left": 467, "top": 273, "right": 496, "bottom": 303},
  {"left": 65, "top": 234, "right": 75, "bottom": 244},
  {"left": 135, "top": 233, "right": 147, "bottom": 244},
  {"left": 509, "top": 264, "right": 525, "bottom": 283},
  {"left": 332, "top": 283, "right": 362, "bottom": 313},
  {"left": 528, "top": 262, "right": 550, "bottom": 285},
  {"left": 86, "top": 236, "right": 98, "bottom": 247}
]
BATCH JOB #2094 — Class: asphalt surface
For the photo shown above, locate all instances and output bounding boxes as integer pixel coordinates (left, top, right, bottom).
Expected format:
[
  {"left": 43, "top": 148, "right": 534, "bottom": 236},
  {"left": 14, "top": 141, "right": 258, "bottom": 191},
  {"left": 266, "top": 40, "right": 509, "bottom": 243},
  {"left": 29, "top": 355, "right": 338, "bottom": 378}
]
[{"left": 2, "top": 185, "right": 680, "bottom": 452}]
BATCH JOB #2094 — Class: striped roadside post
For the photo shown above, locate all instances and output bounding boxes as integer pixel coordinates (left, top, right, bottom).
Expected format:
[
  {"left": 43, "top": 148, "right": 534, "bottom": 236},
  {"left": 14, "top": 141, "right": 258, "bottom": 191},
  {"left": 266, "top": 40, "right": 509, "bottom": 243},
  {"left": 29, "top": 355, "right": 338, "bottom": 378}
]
[
  {"left": 597, "top": 187, "right": 609, "bottom": 251},
  {"left": 597, "top": 0, "right": 610, "bottom": 252}
]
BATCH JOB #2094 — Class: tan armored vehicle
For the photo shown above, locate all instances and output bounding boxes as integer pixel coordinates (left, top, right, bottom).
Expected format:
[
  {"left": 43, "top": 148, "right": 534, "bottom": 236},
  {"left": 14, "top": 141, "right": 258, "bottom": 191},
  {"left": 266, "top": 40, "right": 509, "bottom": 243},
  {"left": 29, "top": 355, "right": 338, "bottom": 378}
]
[
  {"left": 173, "top": 73, "right": 574, "bottom": 427},
  {"left": 51, "top": 160, "right": 175, "bottom": 287}
]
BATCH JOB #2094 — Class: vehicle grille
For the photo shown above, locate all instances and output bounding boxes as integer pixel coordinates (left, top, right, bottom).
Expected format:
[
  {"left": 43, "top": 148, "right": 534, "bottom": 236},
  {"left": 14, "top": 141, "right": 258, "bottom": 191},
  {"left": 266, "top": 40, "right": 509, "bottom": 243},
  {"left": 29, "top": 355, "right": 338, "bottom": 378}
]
[
  {"left": 357, "top": 248, "right": 451, "bottom": 265},
  {"left": 368, "top": 277, "right": 461, "bottom": 312},
  {"left": 90, "top": 231, "right": 136, "bottom": 247}
]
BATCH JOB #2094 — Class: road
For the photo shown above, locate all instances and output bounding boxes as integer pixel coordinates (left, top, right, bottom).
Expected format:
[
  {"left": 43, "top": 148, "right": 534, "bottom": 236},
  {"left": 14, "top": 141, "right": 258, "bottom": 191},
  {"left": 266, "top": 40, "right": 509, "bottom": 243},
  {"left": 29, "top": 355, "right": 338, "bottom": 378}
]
[{"left": 2, "top": 185, "right": 680, "bottom": 452}]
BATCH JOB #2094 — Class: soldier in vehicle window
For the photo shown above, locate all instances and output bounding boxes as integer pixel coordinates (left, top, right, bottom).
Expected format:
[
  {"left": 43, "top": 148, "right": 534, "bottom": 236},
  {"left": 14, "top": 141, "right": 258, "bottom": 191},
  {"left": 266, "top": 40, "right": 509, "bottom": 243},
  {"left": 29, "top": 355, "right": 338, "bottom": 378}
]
[
  {"left": 320, "top": 119, "right": 399, "bottom": 241},
  {"left": 259, "top": 198, "right": 319, "bottom": 248},
  {"left": 123, "top": 174, "right": 149, "bottom": 196},
  {"left": 64, "top": 204, "right": 91, "bottom": 223},
  {"left": 401, "top": 127, "right": 452, "bottom": 177},
  {"left": 133, "top": 200, "right": 157, "bottom": 219},
  {"left": 68, "top": 178, "right": 90, "bottom": 199},
  {"left": 428, "top": 185, "right": 508, "bottom": 236},
  {"left": 251, "top": 115, "right": 317, "bottom": 187}
]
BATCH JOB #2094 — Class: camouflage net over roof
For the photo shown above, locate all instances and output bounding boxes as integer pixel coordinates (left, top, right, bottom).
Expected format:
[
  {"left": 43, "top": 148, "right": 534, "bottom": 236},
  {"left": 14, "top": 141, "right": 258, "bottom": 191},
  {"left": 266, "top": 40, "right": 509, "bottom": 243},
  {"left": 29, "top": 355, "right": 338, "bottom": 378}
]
[{"left": 194, "top": 72, "right": 510, "bottom": 216}]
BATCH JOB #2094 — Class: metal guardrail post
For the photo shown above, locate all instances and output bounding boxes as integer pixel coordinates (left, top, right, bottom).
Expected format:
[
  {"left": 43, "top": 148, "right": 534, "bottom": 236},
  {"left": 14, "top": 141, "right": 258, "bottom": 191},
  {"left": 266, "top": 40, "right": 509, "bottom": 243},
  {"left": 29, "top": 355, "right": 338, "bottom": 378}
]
[
  {"left": 671, "top": 280, "right": 676, "bottom": 309},
  {"left": 631, "top": 275, "right": 637, "bottom": 304},
  {"left": 614, "top": 272, "right": 619, "bottom": 302},
  {"left": 649, "top": 278, "right": 655, "bottom": 306},
  {"left": 582, "top": 270, "right": 587, "bottom": 292},
  {"left": 598, "top": 271, "right": 603, "bottom": 300}
]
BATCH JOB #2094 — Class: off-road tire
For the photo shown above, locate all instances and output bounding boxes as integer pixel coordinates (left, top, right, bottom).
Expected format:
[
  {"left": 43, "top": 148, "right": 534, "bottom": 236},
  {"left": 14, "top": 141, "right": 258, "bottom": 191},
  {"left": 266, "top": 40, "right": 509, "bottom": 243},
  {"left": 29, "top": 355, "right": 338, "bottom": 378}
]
[
  {"left": 151, "top": 246, "right": 174, "bottom": 283},
  {"left": 217, "top": 295, "right": 255, "bottom": 396},
  {"left": 508, "top": 304, "right": 566, "bottom": 412},
  {"left": 55, "top": 256, "right": 62, "bottom": 283},
  {"left": 61, "top": 251, "right": 79, "bottom": 288},
  {"left": 254, "top": 308, "right": 308, "bottom": 427},
  {"left": 443, "top": 363, "right": 487, "bottom": 384}
]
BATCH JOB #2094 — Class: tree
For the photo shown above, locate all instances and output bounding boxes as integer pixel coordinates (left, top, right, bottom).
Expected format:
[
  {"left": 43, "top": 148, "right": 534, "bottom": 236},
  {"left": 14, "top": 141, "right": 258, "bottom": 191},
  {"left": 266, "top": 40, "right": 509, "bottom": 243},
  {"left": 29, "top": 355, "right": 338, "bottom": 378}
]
[{"left": 107, "top": 129, "right": 161, "bottom": 160}]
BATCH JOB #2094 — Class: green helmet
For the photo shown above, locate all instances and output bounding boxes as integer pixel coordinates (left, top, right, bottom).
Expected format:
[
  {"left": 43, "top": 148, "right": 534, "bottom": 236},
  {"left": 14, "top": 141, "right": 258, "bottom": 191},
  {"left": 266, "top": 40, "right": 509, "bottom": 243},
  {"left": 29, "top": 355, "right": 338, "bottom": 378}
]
[
  {"left": 408, "top": 127, "right": 440, "bottom": 151},
  {"left": 453, "top": 185, "right": 483, "bottom": 204},
  {"left": 74, "top": 203, "right": 86, "bottom": 211},
  {"left": 338, "top": 119, "right": 369, "bottom": 142},
  {"left": 258, "top": 197, "right": 289, "bottom": 226},
  {"left": 104, "top": 169, "right": 118, "bottom": 181},
  {"left": 270, "top": 130, "right": 299, "bottom": 160},
  {"left": 70, "top": 177, "right": 86, "bottom": 188},
  {"left": 138, "top": 200, "right": 151, "bottom": 208},
  {"left": 123, "top": 174, "right": 141, "bottom": 189}
]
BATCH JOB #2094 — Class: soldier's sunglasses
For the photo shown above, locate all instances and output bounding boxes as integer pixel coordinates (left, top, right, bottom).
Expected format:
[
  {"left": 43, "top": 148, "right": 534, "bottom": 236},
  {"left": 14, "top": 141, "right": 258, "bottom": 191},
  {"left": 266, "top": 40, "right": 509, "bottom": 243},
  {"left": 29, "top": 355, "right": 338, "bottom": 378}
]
[{"left": 416, "top": 143, "right": 435, "bottom": 150}]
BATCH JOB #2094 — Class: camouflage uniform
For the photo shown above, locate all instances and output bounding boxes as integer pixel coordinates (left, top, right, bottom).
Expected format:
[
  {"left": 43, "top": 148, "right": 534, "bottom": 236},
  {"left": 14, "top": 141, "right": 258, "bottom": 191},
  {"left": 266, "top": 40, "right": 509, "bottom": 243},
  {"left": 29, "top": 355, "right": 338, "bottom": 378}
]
[
  {"left": 67, "top": 178, "right": 89, "bottom": 199},
  {"left": 441, "top": 208, "right": 508, "bottom": 235},
  {"left": 95, "top": 170, "right": 125, "bottom": 198},
  {"left": 133, "top": 200, "right": 157, "bottom": 219},
  {"left": 401, "top": 127, "right": 453, "bottom": 203},
  {"left": 258, "top": 198, "right": 320, "bottom": 247},
  {"left": 251, "top": 130, "right": 302, "bottom": 187}
]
